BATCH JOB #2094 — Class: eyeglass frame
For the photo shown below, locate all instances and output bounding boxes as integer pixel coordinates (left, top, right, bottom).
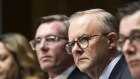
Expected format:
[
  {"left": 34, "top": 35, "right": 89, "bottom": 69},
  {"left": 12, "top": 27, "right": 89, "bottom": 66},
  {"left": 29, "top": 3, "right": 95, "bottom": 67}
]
[
  {"left": 117, "top": 30, "right": 140, "bottom": 52},
  {"left": 65, "top": 33, "right": 109, "bottom": 54},
  {"left": 29, "top": 35, "right": 68, "bottom": 50}
]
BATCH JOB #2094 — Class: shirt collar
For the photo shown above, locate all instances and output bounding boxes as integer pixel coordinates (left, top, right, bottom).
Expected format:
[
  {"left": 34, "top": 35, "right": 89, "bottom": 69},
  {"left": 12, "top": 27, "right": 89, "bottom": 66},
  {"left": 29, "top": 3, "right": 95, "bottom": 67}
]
[
  {"left": 99, "top": 54, "right": 122, "bottom": 79},
  {"left": 49, "top": 65, "right": 76, "bottom": 79}
]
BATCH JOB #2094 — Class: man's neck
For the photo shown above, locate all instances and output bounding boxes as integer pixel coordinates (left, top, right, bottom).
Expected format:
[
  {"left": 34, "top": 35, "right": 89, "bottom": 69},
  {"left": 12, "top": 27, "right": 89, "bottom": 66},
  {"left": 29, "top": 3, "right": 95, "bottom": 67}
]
[
  {"left": 86, "top": 64, "right": 105, "bottom": 79},
  {"left": 87, "top": 49, "right": 120, "bottom": 79},
  {"left": 48, "top": 64, "right": 74, "bottom": 79}
]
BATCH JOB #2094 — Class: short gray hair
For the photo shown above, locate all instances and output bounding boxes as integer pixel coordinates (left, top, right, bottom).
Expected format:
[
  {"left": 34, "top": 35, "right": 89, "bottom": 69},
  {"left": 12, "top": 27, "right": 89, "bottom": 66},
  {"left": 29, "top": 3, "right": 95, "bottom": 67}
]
[{"left": 69, "top": 9, "right": 117, "bottom": 34}]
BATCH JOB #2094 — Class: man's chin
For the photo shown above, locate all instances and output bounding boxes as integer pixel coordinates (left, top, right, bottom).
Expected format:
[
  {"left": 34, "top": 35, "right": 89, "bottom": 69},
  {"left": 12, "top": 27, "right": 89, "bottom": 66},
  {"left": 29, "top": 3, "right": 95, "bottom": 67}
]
[
  {"left": 77, "top": 64, "right": 88, "bottom": 72},
  {"left": 40, "top": 63, "right": 53, "bottom": 71},
  {"left": 130, "top": 67, "right": 140, "bottom": 79},
  {"left": 132, "top": 75, "right": 140, "bottom": 79}
]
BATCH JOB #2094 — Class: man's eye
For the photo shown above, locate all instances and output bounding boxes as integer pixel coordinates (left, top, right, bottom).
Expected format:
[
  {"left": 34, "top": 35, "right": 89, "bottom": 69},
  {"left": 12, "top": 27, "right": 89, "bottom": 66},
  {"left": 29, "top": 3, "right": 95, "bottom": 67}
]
[
  {"left": 70, "top": 42, "right": 75, "bottom": 47},
  {"left": 132, "top": 35, "right": 140, "bottom": 41},
  {"left": 118, "top": 37, "right": 126, "bottom": 43},
  {"left": 118, "top": 35, "right": 126, "bottom": 43},
  {"left": 130, "top": 30, "right": 140, "bottom": 41},
  {"left": 79, "top": 37, "right": 89, "bottom": 43},
  {"left": 46, "top": 37, "right": 57, "bottom": 42},
  {"left": 35, "top": 40, "right": 41, "bottom": 44}
]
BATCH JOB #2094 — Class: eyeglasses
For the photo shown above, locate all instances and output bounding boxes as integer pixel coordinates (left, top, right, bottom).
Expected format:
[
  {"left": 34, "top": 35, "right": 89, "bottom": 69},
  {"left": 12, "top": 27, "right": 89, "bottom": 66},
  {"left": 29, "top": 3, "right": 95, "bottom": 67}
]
[
  {"left": 117, "top": 30, "right": 140, "bottom": 52},
  {"left": 65, "top": 33, "right": 109, "bottom": 54},
  {"left": 29, "top": 35, "right": 67, "bottom": 50}
]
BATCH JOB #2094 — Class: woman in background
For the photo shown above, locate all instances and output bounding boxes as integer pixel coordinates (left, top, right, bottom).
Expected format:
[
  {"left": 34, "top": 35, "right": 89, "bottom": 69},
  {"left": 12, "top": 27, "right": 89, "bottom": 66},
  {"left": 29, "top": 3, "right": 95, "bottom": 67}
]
[{"left": 0, "top": 33, "right": 47, "bottom": 79}]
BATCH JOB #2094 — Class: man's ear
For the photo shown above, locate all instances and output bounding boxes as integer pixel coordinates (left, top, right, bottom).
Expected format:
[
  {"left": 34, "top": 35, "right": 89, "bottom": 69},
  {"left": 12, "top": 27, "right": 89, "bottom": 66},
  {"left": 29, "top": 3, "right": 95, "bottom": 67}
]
[{"left": 107, "top": 32, "right": 117, "bottom": 49}]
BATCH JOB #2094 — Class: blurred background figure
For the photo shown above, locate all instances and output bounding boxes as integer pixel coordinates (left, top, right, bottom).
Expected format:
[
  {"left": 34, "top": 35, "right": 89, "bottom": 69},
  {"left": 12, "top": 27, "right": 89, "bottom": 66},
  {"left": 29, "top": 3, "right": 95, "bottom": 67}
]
[
  {"left": 116, "top": 1, "right": 140, "bottom": 79},
  {"left": 0, "top": 33, "right": 47, "bottom": 79}
]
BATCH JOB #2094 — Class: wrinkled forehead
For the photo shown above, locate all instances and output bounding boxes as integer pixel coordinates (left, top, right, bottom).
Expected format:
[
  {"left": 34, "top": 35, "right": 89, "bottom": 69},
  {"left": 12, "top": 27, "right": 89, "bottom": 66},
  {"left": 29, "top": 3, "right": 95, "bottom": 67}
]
[{"left": 68, "top": 15, "right": 101, "bottom": 40}]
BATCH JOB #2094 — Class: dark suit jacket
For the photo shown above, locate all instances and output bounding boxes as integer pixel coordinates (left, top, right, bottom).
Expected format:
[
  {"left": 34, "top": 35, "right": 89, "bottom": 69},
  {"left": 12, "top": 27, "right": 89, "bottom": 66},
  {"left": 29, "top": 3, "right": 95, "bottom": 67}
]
[
  {"left": 109, "top": 56, "right": 133, "bottom": 79},
  {"left": 68, "top": 67, "right": 92, "bottom": 79}
]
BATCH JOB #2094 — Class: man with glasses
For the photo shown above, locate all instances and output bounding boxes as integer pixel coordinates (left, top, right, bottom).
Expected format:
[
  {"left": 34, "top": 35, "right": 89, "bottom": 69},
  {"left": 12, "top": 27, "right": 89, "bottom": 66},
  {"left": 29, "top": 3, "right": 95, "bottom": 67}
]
[
  {"left": 116, "top": 1, "right": 140, "bottom": 79},
  {"left": 29, "top": 15, "right": 91, "bottom": 79},
  {"left": 65, "top": 9, "right": 132, "bottom": 79}
]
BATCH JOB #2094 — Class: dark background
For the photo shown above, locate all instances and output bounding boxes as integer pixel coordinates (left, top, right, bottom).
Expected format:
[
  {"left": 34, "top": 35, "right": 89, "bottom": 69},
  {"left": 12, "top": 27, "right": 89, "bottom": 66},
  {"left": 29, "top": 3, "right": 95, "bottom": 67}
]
[{"left": 1, "top": 0, "right": 136, "bottom": 40}]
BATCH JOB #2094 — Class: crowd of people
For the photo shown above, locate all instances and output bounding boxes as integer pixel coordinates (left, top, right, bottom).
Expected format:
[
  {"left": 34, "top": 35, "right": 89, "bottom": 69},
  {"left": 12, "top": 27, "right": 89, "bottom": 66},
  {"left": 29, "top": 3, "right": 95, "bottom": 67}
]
[{"left": 0, "top": 0, "right": 140, "bottom": 79}]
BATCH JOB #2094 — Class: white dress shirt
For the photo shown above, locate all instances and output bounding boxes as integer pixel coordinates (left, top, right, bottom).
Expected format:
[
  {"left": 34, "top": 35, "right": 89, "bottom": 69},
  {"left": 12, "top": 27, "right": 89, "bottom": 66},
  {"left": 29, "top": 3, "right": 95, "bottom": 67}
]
[
  {"left": 99, "top": 54, "right": 122, "bottom": 79},
  {"left": 49, "top": 65, "right": 76, "bottom": 79}
]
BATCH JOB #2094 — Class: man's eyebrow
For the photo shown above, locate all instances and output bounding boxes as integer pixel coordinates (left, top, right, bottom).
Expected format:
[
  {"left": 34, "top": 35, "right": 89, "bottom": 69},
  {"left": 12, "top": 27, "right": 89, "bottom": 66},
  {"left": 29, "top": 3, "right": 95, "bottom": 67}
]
[
  {"left": 47, "top": 34, "right": 57, "bottom": 37},
  {"left": 35, "top": 36, "right": 41, "bottom": 39},
  {"left": 35, "top": 35, "right": 56, "bottom": 39}
]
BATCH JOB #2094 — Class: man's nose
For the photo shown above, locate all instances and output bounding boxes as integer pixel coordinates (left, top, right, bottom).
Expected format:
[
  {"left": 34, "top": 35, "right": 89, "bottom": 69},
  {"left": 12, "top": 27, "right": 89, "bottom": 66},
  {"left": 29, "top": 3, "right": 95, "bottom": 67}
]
[
  {"left": 38, "top": 40, "right": 49, "bottom": 52},
  {"left": 122, "top": 39, "right": 136, "bottom": 55},
  {"left": 39, "top": 40, "right": 46, "bottom": 48},
  {"left": 39, "top": 40, "right": 50, "bottom": 51},
  {"left": 72, "top": 43, "right": 83, "bottom": 54}
]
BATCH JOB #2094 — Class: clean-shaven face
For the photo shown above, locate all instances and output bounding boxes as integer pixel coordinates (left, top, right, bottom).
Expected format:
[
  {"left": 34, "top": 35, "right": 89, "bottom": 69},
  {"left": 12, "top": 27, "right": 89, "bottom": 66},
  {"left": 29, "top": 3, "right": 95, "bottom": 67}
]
[
  {"left": 35, "top": 21, "right": 73, "bottom": 72},
  {"left": 120, "top": 11, "right": 140, "bottom": 79},
  {"left": 68, "top": 15, "right": 110, "bottom": 74}
]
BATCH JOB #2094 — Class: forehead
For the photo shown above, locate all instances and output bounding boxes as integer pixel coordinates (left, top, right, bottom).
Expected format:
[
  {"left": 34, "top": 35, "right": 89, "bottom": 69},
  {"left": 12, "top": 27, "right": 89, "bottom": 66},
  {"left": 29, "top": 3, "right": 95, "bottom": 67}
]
[
  {"left": 69, "top": 14, "right": 101, "bottom": 40},
  {"left": 0, "top": 42, "right": 6, "bottom": 50},
  {"left": 35, "top": 21, "right": 64, "bottom": 38},
  {"left": 0, "top": 42, "right": 10, "bottom": 55},
  {"left": 120, "top": 11, "right": 140, "bottom": 36}
]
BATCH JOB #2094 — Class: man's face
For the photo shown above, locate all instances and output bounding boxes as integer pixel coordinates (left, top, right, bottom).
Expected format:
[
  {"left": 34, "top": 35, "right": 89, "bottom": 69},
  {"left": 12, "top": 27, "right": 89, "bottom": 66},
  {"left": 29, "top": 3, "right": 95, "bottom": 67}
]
[
  {"left": 120, "top": 11, "right": 140, "bottom": 78},
  {"left": 35, "top": 21, "right": 73, "bottom": 72},
  {"left": 68, "top": 15, "right": 111, "bottom": 73}
]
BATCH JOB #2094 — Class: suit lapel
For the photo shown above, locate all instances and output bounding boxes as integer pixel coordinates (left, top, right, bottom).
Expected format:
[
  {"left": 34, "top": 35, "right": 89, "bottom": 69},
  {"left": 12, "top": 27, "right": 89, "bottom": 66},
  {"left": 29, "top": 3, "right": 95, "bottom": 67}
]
[
  {"left": 109, "top": 56, "right": 132, "bottom": 79},
  {"left": 68, "top": 67, "right": 91, "bottom": 79},
  {"left": 109, "top": 56, "right": 126, "bottom": 79}
]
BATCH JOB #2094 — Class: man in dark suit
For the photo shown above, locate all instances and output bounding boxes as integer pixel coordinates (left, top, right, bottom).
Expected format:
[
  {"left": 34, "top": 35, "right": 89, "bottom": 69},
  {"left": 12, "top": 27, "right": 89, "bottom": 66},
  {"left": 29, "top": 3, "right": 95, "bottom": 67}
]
[
  {"left": 65, "top": 9, "right": 132, "bottom": 79},
  {"left": 116, "top": 1, "right": 140, "bottom": 79},
  {"left": 29, "top": 15, "right": 91, "bottom": 79}
]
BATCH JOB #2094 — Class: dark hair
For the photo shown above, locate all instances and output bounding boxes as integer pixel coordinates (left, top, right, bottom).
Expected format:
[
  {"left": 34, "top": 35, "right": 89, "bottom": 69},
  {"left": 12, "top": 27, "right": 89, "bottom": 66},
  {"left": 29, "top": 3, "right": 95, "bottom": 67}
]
[
  {"left": 116, "top": 0, "right": 140, "bottom": 26},
  {"left": 34, "top": 15, "right": 69, "bottom": 37}
]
